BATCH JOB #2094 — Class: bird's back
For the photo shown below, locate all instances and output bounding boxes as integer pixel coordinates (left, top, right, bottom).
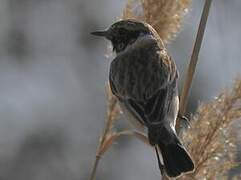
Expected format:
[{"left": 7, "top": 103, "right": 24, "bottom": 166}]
[{"left": 110, "top": 35, "right": 177, "bottom": 101}]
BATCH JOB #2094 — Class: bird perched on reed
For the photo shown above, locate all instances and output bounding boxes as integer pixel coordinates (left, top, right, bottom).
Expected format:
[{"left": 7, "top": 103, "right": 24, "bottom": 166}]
[{"left": 91, "top": 19, "right": 194, "bottom": 178}]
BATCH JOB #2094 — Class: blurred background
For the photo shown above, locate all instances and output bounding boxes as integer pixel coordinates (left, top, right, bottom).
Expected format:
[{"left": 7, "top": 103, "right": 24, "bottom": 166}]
[{"left": 0, "top": 0, "right": 240, "bottom": 179}]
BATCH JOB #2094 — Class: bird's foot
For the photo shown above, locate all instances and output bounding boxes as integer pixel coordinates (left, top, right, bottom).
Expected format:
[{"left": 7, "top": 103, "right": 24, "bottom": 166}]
[{"left": 178, "top": 114, "right": 191, "bottom": 128}]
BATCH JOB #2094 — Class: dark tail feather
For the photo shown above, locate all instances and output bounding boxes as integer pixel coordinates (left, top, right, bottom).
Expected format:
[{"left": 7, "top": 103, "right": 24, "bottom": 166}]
[{"left": 158, "top": 137, "right": 194, "bottom": 177}]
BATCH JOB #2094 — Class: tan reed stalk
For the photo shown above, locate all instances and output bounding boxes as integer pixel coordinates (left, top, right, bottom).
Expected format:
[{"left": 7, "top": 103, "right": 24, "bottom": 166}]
[
  {"left": 89, "top": 86, "right": 120, "bottom": 180},
  {"left": 178, "top": 79, "right": 241, "bottom": 179},
  {"left": 177, "top": 0, "right": 213, "bottom": 132}
]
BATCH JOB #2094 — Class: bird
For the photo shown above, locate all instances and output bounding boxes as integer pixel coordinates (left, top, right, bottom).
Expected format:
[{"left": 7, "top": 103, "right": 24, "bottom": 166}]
[{"left": 91, "top": 19, "right": 194, "bottom": 178}]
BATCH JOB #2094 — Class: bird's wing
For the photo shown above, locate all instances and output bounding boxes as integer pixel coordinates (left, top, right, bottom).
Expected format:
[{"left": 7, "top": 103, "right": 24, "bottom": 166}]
[
  {"left": 111, "top": 80, "right": 174, "bottom": 127},
  {"left": 109, "top": 37, "right": 178, "bottom": 127}
]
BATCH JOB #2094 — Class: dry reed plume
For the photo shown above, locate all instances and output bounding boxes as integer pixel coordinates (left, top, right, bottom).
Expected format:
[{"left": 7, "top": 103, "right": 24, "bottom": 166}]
[
  {"left": 89, "top": 0, "right": 240, "bottom": 179},
  {"left": 122, "top": 0, "right": 191, "bottom": 43},
  {"left": 178, "top": 79, "right": 241, "bottom": 179}
]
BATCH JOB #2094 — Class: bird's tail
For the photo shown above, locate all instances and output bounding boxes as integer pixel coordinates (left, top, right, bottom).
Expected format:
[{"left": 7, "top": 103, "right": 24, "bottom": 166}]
[{"left": 158, "top": 131, "right": 194, "bottom": 177}]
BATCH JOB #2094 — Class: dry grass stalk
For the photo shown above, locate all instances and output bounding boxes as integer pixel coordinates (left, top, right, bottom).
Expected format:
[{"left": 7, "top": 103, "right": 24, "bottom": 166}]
[
  {"left": 89, "top": 85, "right": 120, "bottom": 180},
  {"left": 178, "top": 0, "right": 213, "bottom": 132},
  {"left": 122, "top": 0, "right": 191, "bottom": 43},
  {"left": 178, "top": 79, "right": 241, "bottom": 179}
]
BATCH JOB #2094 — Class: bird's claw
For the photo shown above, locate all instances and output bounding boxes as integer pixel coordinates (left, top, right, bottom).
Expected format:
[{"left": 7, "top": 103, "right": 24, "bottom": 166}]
[{"left": 178, "top": 114, "right": 191, "bottom": 128}]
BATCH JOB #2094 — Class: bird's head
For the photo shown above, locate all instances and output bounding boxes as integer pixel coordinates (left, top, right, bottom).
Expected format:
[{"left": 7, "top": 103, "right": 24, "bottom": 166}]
[{"left": 91, "top": 19, "right": 157, "bottom": 53}]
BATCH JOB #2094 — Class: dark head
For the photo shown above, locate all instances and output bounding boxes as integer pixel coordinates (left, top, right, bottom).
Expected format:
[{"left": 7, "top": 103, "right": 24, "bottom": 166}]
[{"left": 91, "top": 19, "right": 154, "bottom": 53}]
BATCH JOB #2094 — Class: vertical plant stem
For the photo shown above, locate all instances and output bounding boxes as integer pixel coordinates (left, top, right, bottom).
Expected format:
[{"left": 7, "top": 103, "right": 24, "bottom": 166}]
[
  {"left": 89, "top": 89, "right": 118, "bottom": 180},
  {"left": 89, "top": 155, "right": 100, "bottom": 180},
  {"left": 89, "top": 120, "right": 109, "bottom": 180},
  {"left": 177, "top": 0, "right": 213, "bottom": 132},
  {"left": 89, "top": 118, "right": 111, "bottom": 180}
]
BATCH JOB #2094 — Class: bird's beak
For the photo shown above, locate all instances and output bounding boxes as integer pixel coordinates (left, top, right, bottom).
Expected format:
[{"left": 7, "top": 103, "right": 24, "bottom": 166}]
[{"left": 91, "top": 30, "right": 108, "bottom": 37}]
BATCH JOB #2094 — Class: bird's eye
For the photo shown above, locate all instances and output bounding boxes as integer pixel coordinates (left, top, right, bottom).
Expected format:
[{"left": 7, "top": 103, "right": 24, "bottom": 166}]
[{"left": 117, "top": 42, "right": 125, "bottom": 50}]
